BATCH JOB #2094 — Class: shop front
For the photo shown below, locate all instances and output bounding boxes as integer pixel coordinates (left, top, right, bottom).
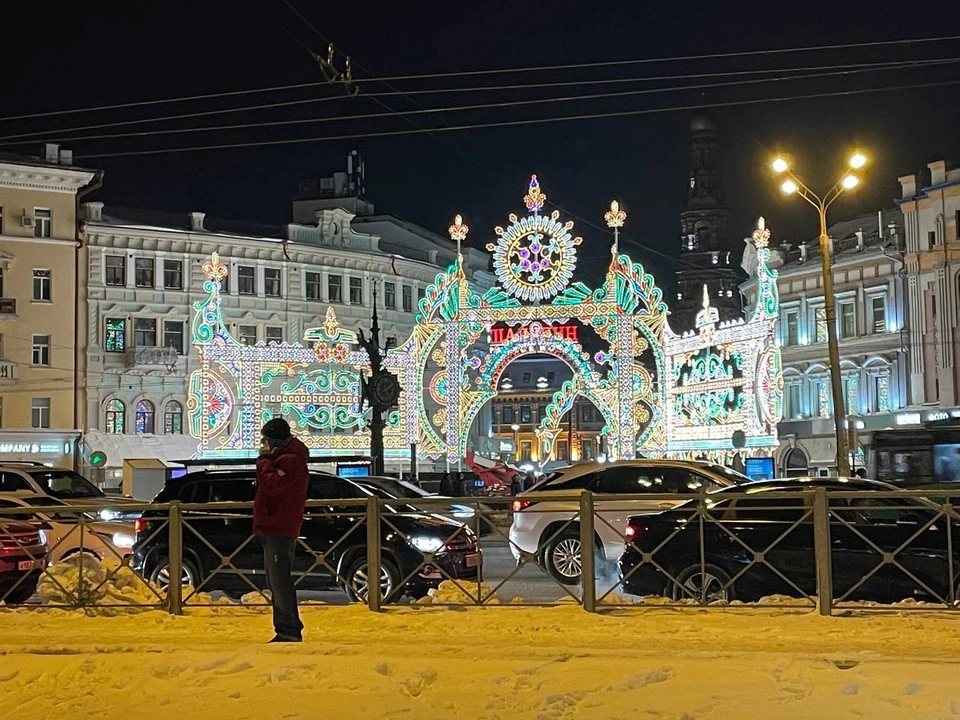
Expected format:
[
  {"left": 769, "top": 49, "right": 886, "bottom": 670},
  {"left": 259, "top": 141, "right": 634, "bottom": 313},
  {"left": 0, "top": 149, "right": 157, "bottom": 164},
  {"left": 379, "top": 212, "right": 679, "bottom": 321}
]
[{"left": 0, "top": 430, "right": 80, "bottom": 469}]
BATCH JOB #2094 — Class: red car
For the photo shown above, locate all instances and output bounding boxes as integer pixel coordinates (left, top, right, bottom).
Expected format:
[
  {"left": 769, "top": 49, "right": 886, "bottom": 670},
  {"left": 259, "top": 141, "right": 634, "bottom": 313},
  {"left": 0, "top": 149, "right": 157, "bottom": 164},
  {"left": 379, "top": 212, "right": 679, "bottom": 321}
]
[{"left": 0, "top": 521, "right": 46, "bottom": 604}]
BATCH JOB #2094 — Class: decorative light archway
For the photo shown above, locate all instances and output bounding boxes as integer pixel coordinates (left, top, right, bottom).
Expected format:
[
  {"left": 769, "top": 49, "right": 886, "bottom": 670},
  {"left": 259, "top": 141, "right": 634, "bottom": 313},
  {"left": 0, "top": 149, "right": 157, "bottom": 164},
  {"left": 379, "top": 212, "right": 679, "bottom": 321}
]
[{"left": 187, "top": 180, "right": 782, "bottom": 465}]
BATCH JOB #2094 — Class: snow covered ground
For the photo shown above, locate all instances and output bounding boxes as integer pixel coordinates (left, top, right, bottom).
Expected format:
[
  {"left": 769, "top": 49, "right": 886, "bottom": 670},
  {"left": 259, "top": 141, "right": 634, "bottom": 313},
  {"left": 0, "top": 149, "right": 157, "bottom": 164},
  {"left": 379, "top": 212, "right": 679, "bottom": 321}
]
[{"left": 3, "top": 589, "right": 960, "bottom": 720}]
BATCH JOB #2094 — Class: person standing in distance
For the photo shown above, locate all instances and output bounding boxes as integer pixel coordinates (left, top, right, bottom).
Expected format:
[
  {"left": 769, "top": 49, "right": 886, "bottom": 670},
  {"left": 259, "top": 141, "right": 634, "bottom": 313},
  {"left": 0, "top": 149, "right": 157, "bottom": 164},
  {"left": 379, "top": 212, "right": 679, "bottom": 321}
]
[{"left": 255, "top": 418, "right": 309, "bottom": 643}]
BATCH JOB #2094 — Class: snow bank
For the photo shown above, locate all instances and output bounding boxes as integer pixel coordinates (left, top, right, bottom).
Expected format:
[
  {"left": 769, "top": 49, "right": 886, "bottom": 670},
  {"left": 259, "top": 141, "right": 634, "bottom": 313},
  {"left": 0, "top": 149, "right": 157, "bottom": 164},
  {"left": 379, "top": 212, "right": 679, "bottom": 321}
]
[{"left": 414, "top": 579, "right": 502, "bottom": 605}]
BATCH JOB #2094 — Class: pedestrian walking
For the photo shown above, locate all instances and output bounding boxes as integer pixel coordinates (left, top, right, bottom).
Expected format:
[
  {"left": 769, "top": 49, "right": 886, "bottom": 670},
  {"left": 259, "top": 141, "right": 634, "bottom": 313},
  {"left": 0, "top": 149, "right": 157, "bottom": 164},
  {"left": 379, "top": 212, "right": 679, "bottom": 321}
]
[{"left": 255, "top": 418, "right": 309, "bottom": 643}]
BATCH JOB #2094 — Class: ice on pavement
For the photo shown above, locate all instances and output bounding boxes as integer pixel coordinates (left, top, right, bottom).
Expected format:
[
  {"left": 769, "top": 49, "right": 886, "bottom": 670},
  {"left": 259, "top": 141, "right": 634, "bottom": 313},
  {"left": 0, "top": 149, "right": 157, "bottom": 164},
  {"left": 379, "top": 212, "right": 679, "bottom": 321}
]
[{"left": 2, "top": 602, "right": 960, "bottom": 718}]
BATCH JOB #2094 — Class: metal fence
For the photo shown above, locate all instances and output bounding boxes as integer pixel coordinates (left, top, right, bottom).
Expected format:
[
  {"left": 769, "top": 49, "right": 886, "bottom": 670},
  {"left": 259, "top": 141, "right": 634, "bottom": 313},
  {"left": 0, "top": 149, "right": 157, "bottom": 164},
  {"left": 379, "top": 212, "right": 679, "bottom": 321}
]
[{"left": 2, "top": 488, "right": 959, "bottom": 615}]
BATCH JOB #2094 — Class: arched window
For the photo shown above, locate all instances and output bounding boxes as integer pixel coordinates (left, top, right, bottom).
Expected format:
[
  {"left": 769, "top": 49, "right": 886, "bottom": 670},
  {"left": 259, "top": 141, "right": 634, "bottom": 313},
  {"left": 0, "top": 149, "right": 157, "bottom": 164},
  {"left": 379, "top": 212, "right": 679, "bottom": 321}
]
[
  {"left": 784, "top": 447, "right": 809, "bottom": 477},
  {"left": 105, "top": 399, "right": 125, "bottom": 434},
  {"left": 164, "top": 400, "right": 183, "bottom": 434},
  {"left": 135, "top": 400, "right": 155, "bottom": 435}
]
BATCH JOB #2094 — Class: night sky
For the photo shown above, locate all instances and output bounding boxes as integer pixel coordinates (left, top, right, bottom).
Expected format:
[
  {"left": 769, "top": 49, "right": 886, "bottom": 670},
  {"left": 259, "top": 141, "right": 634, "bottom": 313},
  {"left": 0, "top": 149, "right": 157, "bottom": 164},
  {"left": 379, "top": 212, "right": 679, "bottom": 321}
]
[{"left": 5, "top": 1, "right": 960, "bottom": 288}]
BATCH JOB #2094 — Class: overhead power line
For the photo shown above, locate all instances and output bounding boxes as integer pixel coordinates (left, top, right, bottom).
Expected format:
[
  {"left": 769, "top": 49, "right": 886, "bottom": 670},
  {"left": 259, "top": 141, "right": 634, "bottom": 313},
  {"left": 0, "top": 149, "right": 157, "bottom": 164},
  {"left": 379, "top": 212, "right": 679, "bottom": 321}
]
[
  {"left": 75, "top": 77, "right": 960, "bottom": 159},
  {"left": 2, "top": 34, "right": 959, "bottom": 124},
  {"left": 4, "top": 57, "right": 956, "bottom": 144},
  {"left": 13, "top": 61, "right": 960, "bottom": 148}
]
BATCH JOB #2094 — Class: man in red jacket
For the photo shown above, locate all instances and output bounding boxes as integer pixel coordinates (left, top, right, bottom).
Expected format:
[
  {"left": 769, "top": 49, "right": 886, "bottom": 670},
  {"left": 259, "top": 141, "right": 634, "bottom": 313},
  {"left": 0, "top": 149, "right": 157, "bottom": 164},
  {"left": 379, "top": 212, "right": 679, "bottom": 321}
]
[{"left": 255, "top": 419, "right": 309, "bottom": 643}]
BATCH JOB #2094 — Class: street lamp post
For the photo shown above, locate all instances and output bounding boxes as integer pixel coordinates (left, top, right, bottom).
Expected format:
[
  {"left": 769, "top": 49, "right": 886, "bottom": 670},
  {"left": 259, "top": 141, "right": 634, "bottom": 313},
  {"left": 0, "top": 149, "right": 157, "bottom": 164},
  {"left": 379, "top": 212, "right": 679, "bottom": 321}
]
[
  {"left": 511, "top": 424, "right": 520, "bottom": 463},
  {"left": 772, "top": 152, "right": 867, "bottom": 477}
]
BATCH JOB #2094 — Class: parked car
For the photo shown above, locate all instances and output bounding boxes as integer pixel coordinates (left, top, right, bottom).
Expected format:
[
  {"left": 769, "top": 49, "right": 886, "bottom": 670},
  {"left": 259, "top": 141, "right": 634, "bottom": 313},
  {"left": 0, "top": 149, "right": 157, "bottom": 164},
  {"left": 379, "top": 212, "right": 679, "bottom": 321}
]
[
  {"left": 350, "top": 476, "right": 494, "bottom": 530},
  {"left": 0, "top": 463, "right": 140, "bottom": 520},
  {"left": 0, "top": 520, "right": 46, "bottom": 604},
  {"left": 509, "top": 460, "right": 746, "bottom": 584},
  {"left": 0, "top": 494, "right": 135, "bottom": 563},
  {"left": 132, "top": 469, "right": 481, "bottom": 602},
  {"left": 618, "top": 477, "right": 958, "bottom": 604}
]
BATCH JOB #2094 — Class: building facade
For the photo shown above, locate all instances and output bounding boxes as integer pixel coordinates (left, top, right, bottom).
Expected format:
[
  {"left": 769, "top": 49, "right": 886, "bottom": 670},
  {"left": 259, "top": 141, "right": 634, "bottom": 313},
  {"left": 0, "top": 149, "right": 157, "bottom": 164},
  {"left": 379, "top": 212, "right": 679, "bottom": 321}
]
[
  {"left": 0, "top": 147, "right": 99, "bottom": 467},
  {"left": 673, "top": 116, "right": 743, "bottom": 332},
  {"left": 742, "top": 209, "right": 907, "bottom": 474},
  {"left": 78, "top": 154, "right": 494, "bottom": 482},
  {"left": 489, "top": 357, "right": 606, "bottom": 468},
  {"left": 898, "top": 160, "right": 960, "bottom": 409}
]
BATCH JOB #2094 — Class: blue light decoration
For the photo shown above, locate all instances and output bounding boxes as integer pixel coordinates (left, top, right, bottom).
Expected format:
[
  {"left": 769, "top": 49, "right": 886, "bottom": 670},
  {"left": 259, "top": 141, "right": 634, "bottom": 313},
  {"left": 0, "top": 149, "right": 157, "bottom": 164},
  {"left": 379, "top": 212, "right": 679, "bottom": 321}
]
[{"left": 187, "top": 180, "right": 782, "bottom": 466}]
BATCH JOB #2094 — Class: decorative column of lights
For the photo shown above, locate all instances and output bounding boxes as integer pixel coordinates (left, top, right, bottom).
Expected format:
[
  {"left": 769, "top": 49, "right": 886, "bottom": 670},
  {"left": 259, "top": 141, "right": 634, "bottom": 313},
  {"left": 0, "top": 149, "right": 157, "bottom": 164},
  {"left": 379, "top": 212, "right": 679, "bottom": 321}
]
[
  {"left": 604, "top": 200, "right": 627, "bottom": 258},
  {"left": 186, "top": 175, "right": 782, "bottom": 467},
  {"left": 772, "top": 152, "right": 867, "bottom": 476}
]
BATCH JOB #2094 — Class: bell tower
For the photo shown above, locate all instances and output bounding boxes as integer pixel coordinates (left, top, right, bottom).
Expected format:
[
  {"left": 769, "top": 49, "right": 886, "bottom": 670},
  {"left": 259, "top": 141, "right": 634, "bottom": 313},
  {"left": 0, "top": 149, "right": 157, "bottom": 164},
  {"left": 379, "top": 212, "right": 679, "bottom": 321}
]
[{"left": 673, "top": 116, "right": 743, "bottom": 331}]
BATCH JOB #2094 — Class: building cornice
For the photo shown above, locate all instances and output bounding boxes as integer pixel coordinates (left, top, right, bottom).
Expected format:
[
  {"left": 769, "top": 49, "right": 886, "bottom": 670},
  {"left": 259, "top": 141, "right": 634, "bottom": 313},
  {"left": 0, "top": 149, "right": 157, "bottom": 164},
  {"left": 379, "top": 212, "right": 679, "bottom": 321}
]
[{"left": 0, "top": 162, "right": 96, "bottom": 194}]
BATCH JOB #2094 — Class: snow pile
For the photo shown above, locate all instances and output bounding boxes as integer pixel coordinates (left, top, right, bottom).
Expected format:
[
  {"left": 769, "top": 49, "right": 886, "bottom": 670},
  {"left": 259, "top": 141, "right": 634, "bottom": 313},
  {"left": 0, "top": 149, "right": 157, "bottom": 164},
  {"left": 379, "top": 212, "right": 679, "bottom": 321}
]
[
  {"left": 414, "top": 579, "right": 501, "bottom": 605},
  {"left": 37, "top": 555, "right": 164, "bottom": 612}
]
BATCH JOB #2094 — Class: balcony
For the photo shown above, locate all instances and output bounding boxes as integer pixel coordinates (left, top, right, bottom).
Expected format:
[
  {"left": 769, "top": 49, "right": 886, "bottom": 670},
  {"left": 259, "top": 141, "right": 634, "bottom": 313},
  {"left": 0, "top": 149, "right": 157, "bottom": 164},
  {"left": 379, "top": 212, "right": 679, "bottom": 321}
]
[
  {"left": 125, "top": 346, "right": 179, "bottom": 368},
  {"left": 0, "top": 298, "right": 16, "bottom": 317},
  {"left": 0, "top": 360, "right": 16, "bottom": 383}
]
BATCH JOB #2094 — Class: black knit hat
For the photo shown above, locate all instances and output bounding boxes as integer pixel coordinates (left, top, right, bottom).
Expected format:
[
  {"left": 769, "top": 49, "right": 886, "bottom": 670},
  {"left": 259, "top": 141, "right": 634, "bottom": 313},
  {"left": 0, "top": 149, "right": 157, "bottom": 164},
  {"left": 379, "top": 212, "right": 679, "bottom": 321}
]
[{"left": 261, "top": 418, "right": 292, "bottom": 441}]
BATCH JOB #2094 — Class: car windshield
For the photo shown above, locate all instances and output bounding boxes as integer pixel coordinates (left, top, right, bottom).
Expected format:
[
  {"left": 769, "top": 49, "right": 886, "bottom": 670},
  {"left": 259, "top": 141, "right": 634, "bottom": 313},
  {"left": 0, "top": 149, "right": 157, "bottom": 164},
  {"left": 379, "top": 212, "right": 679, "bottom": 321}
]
[
  {"left": 374, "top": 478, "right": 430, "bottom": 498},
  {"left": 29, "top": 470, "right": 104, "bottom": 499},
  {"left": 355, "top": 483, "right": 421, "bottom": 513},
  {"left": 705, "top": 464, "right": 750, "bottom": 485}
]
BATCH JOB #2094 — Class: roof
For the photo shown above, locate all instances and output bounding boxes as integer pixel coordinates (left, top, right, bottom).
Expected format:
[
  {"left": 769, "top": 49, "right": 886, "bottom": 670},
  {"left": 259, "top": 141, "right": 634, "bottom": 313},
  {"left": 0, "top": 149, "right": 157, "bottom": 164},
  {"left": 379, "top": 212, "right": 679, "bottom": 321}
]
[
  {"left": 776, "top": 208, "right": 904, "bottom": 269},
  {"left": 0, "top": 150, "right": 99, "bottom": 176},
  {"left": 95, "top": 206, "right": 287, "bottom": 239}
]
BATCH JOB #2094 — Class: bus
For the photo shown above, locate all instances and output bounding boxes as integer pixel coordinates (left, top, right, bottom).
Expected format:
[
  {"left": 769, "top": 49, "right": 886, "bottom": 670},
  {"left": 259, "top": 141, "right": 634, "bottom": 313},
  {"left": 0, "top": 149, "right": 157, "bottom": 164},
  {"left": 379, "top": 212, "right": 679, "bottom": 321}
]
[{"left": 866, "top": 422, "right": 960, "bottom": 486}]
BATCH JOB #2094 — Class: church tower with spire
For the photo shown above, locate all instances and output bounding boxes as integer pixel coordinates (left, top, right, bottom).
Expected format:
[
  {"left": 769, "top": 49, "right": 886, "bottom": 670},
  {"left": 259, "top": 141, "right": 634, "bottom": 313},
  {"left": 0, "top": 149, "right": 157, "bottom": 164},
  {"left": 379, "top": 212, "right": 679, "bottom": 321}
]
[{"left": 672, "top": 116, "right": 743, "bottom": 331}]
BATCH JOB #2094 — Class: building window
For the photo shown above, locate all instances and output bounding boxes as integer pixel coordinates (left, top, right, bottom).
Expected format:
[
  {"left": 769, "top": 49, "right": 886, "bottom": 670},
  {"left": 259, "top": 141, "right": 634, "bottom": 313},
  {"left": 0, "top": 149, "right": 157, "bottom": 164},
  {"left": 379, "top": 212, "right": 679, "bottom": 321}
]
[
  {"left": 502, "top": 406, "right": 515, "bottom": 424},
  {"left": 105, "top": 255, "right": 126, "bottom": 286},
  {"left": 814, "top": 306, "right": 827, "bottom": 343},
  {"left": 164, "top": 401, "right": 183, "bottom": 434},
  {"left": 134, "top": 258, "right": 155, "bottom": 288},
  {"left": 582, "top": 439, "right": 595, "bottom": 461},
  {"left": 349, "top": 277, "right": 363, "bottom": 305},
  {"left": 134, "top": 318, "right": 156, "bottom": 347},
  {"left": 384, "top": 282, "right": 396, "bottom": 309},
  {"left": 874, "top": 374, "right": 890, "bottom": 413},
  {"left": 556, "top": 440, "right": 568, "bottom": 461},
  {"left": 305, "top": 272, "right": 321, "bottom": 301},
  {"left": 328, "top": 275, "right": 342, "bottom": 303},
  {"left": 265, "top": 326, "right": 283, "bottom": 344},
  {"left": 163, "top": 260, "right": 183, "bottom": 290},
  {"left": 547, "top": 371, "right": 555, "bottom": 384},
  {"left": 31, "top": 398, "right": 50, "bottom": 429},
  {"left": 135, "top": 400, "right": 156, "bottom": 434},
  {"left": 264, "top": 268, "right": 282, "bottom": 297},
  {"left": 839, "top": 301, "right": 856, "bottom": 339},
  {"left": 929, "top": 230, "right": 939, "bottom": 248},
  {"left": 520, "top": 406, "right": 531, "bottom": 423},
  {"left": 33, "top": 208, "right": 51, "bottom": 238},
  {"left": 221, "top": 268, "right": 230, "bottom": 294},
  {"left": 870, "top": 295, "right": 886, "bottom": 334},
  {"left": 417, "top": 287, "right": 425, "bottom": 303},
  {"left": 520, "top": 441, "right": 532, "bottom": 462},
  {"left": 845, "top": 374, "right": 859, "bottom": 415},
  {"left": 783, "top": 309, "right": 799, "bottom": 346},
  {"left": 105, "top": 318, "right": 126, "bottom": 352},
  {"left": 0, "top": 268, "right": 4, "bottom": 297},
  {"left": 32, "top": 269, "right": 51, "bottom": 301},
  {"left": 581, "top": 404, "right": 592, "bottom": 423},
  {"left": 163, "top": 321, "right": 184, "bottom": 354},
  {"left": 402, "top": 285, "right": 412, "bottom": 312},
  {"left": 105, "top": 399, "right": 125, "bottom": 434},
  {"left": 238, "top": 325, "right": 257, "bottom": 345},
  {"left": 31, "top": 335, "right": 50, "bottom": 366},
  {"left": 522, "top": 372, "right": 531, "bottom": 384},
  {"left": 786, "top": 383, "right": 802, "bottom": 419},
  {"left": 0, "top": 206, "right": 3, "bottom": 235},
  {"left": 237, "top": 266, "right": 256, "bottom": 295},
  {"left": 816, "top": 379, "right": 831, "bottom": 418}
]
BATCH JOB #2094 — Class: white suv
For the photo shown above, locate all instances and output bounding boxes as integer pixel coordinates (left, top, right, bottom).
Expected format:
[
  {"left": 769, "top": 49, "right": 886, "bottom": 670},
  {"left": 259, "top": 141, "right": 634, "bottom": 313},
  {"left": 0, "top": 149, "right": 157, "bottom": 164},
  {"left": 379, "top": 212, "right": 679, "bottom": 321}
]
[
  {"left": 508, "top": 460, "right": 746, "bottom": 584},
  {"left": 0, "top": 463, "right": 139, "bottom": 521}
]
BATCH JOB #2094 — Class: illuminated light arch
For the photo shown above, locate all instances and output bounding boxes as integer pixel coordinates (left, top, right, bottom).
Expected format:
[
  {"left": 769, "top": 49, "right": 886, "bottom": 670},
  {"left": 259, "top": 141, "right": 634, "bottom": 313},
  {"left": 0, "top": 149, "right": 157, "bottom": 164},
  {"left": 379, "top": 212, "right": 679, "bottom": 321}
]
[{"left": 187, "top": 179, "right": 781, "bottom": 465}]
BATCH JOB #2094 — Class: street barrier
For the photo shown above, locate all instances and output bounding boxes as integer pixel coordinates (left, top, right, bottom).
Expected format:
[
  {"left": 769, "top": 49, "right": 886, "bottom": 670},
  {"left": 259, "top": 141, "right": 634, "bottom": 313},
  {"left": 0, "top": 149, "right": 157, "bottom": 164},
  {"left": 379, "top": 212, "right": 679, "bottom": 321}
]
[{"left": 1, "top": 488, "right": 959, "bottom": 615}]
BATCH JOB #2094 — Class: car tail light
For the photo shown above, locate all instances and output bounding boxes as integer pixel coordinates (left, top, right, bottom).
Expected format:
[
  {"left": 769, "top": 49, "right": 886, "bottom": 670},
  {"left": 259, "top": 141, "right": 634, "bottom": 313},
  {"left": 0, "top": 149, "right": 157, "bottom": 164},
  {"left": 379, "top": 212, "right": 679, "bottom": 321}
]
[
  {"left": 134, "top": 518, "right": 146, "bottom": 534},
  {"left": 624, "top": 520, "right": 643, "bottom": 541},
  {"left": 512, "top": 499, "right": 531, "bottom": 513}
]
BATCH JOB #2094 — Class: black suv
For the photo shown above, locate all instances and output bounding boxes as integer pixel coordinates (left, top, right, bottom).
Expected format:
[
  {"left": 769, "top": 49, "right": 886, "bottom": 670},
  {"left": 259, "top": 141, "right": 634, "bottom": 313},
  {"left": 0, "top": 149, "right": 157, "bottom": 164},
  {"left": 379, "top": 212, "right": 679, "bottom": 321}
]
[{"left": 132, "top": 470, "right": 481, "bottom": 602}]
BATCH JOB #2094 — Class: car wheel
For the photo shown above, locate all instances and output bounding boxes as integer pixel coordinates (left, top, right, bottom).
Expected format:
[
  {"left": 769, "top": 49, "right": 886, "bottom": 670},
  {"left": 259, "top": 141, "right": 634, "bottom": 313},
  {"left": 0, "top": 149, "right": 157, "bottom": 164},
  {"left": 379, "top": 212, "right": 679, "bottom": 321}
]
[
  {"left": 542, "top": 529, "right": 587, "bottom": 586},
  {"left": 343, "top": 555, "right": 400, "bottom": 604},
  {"left": 669, "top": 563, "right": 734, "bottom": 603},
  {"left": 148, "top": 557, "right": 199, "bottom": 591},
  {"left": 2, "top": 586, "right": 36, "bottom": 605}
]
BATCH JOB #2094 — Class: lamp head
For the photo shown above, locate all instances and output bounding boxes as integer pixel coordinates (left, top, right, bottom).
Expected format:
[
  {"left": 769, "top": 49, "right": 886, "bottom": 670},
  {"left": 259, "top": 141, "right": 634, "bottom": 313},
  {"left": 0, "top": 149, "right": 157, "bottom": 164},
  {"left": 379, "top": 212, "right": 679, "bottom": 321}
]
[
  {"left": 780, "top": 179, "right": 799, "bottom": 195},
  {"left": 772, "top": 157, "right": 789, "bottom": 174},
  {"left": 849, "top": 152, "right": 867, "bottom": 170},
  {"left": 842, "top": 174, "right": 860, "bottom": 190}
]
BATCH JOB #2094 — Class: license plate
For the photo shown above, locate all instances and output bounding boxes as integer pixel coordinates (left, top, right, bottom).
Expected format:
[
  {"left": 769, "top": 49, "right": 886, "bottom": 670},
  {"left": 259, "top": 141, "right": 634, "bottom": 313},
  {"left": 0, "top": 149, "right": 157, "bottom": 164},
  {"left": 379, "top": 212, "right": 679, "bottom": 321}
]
[
  {"left": 465, "top": 554, "right": 480, "bottom": 568},
  {"left": 17, "top": 560, "right": 40, "bottom": 571}
]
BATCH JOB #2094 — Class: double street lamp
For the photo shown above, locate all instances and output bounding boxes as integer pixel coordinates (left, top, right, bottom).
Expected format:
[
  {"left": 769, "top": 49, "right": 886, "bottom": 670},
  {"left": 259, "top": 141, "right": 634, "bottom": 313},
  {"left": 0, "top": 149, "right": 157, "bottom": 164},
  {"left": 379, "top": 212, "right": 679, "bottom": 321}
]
[{"left": 771, "top": 151, "right": 868, "bottom": 477}]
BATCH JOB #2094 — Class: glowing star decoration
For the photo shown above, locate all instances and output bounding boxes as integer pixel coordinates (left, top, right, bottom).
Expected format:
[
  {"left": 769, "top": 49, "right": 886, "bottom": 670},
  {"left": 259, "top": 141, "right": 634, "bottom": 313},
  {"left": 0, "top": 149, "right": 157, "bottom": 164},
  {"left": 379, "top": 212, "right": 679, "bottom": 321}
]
[
  {"left": 187, "top": 175, "right": 782, "bottom": 468},
  {"left": 486, "top": 176, "right": 583, "bottom": 303}
]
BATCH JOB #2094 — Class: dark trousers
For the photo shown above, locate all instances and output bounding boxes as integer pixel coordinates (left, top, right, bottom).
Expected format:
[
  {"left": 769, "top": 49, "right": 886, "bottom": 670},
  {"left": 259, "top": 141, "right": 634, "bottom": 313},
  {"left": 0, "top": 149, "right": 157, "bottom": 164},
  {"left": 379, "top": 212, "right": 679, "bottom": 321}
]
[{"left": 262, "top": 535, "right": 303, "bottom": 639}]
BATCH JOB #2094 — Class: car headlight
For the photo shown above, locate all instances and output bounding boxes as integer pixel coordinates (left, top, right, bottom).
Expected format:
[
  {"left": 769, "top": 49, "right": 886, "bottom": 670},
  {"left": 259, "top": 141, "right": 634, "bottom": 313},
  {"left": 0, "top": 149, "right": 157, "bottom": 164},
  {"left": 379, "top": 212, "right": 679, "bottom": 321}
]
[
  {"left": 451, "top": 504, "right": 475, "bottom": 519},
  {"left": 111, "top": 532, "right": 135, "bottom": 549},
  {"left": 38, "top": 529, "right": 48, "bottom": 546},
  {"left": 409, "top": 535, "right": 445, "bottom": 554},
  {"left": 99, "top": 509, "right": 119, "bottom": 521}
]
